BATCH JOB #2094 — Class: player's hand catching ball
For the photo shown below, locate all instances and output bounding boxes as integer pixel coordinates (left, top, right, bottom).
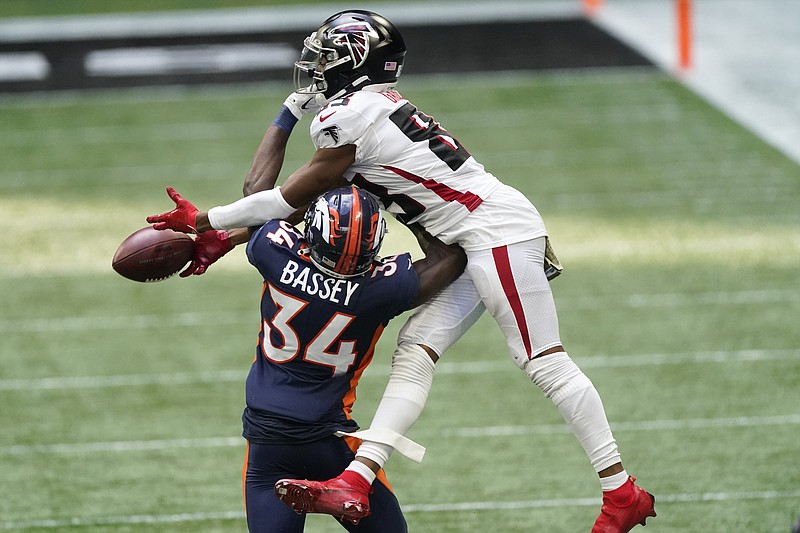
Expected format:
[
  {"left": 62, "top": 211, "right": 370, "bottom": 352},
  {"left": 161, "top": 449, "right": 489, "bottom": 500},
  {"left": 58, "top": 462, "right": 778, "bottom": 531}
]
[
  {"left": 146, "top": 186, "right": 199, "bottom": 233},
  {"left": 180, "top": 229, "right": 234, "bottom": 277}
]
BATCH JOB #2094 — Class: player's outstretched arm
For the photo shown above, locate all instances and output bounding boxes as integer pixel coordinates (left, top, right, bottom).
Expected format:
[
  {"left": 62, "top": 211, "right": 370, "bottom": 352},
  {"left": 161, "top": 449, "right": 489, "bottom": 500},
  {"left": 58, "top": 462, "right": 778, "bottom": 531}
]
[
  {"left": 243, "top": 126, "right": 291, "bottom": 197},
  {"left": 149, "top": 144, "right": 352, "bottom": 234},
  {"left": 202, "top": 145, "right": 354, "bottom": 231},
  {"left": 408, "top": 224, "right": 467, "bottom": 307},
  {"left": 278, "top": 145, "right": 354, "bottom": 207},
  {"left": 243, "top": 92, "right": 326, "bottom": 197}
]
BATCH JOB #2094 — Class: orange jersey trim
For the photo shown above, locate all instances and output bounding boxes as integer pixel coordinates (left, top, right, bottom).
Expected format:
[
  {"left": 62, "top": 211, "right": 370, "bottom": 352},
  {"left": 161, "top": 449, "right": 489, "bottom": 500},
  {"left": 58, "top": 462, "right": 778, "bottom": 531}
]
[{"left": 340, "top": 323, "right": 384, "bottom": 418}]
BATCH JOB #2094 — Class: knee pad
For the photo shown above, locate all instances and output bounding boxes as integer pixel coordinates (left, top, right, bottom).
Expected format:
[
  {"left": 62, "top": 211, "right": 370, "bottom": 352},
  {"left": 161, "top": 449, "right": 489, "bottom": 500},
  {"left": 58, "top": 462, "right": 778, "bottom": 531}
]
[
  {"left": 524, "top": 351, "right": 592, "bottom": 405},
  {"left": 525, "top": 352, "right": 620, "bottom": 471},
  {"left": 385, "top": 342, "right": 436, "bottom": 407}
]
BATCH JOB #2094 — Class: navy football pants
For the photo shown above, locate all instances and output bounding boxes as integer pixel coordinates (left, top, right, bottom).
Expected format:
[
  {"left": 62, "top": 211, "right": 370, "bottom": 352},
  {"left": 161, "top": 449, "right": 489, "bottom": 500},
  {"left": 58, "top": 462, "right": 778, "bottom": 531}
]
[{"left": 243, "top": 436, "right": 407, "bottom": 532}]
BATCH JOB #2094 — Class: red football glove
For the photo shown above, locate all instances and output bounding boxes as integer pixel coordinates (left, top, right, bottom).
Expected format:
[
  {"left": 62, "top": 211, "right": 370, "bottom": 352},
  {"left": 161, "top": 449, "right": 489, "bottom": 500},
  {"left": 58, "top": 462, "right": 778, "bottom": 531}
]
[
  {"left": 180, "top": 230, "right": 234, "bottom": 277},
  {"left": 146, "top": 186, "right": 198, "bottom": 233}
]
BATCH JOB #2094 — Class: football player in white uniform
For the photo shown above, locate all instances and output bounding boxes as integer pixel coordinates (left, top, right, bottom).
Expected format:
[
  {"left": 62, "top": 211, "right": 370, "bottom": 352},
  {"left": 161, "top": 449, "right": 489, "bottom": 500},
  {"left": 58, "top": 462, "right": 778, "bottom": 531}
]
[{"left": 147, "top": 10, "right": 656, "bottom": 532}]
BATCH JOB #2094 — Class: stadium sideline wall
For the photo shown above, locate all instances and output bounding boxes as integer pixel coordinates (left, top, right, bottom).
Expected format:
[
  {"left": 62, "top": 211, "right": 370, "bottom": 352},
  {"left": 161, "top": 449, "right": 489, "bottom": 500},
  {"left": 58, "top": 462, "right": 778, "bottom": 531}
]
[{"left": 0, "top": 7, "right": 652, "bottom": 93}]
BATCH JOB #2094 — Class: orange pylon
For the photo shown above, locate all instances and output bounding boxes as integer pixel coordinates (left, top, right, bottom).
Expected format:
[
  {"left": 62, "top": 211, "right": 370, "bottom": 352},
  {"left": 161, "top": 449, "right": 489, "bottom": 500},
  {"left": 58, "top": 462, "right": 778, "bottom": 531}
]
[
  {"left": 583, "top": 0, "right": 603, "bottom": 16},
  {"left": 677, "top": 0, "right": 693, "bottom": 70}
]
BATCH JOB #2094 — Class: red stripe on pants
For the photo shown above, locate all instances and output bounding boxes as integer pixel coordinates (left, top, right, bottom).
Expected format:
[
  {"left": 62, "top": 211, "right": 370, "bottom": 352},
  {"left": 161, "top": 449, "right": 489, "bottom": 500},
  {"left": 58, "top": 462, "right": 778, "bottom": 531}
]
[{"left": 491, "top": 246, "right": 533, "bottom": 359}]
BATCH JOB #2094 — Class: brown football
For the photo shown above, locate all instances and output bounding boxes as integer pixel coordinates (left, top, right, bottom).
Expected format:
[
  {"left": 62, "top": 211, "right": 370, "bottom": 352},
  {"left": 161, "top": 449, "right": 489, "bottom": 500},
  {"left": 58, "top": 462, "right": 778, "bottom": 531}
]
[{"left": 112, "top": 227, "right": 194, "bottom": 282}]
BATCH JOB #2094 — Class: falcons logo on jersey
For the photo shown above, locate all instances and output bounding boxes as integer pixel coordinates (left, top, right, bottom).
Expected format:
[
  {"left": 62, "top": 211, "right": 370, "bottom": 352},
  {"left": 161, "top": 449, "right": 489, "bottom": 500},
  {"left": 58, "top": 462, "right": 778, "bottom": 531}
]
[
  {"left": 327, "top": 22, "right": 378, "bottom": 69},
  {"left": 322, "top": 125, "right": 340, "bottom": 143}
]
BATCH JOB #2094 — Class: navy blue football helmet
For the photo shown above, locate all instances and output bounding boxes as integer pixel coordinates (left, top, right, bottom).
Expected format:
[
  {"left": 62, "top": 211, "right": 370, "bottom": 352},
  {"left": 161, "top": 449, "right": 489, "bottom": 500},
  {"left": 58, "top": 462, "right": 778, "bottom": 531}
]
[
  {"left": 304, "top": 186, "right": 386, "bottom": 277},
  {"left": 293, "top": 10, "right": 406, "bottom": 99}
]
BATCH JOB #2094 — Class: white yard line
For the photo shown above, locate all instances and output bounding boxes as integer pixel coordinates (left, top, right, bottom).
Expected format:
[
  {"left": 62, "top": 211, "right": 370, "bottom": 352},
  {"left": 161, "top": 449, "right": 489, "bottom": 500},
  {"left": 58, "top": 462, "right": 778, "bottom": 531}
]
[
  {"left": 0, "top": 311, "right": 246, "bottom": 334},
  {"left": 446, "top": 413, "right": 800, "bottom": 438},
  {"left": 0, "top": 103, "right": 686, "bottom": 147},
  {"left": 0, "top": 436, "right": 243, "bottom": 456},
  {"left": 0, "top": 146, "right": 777, "bottom": 189},
  {"left": 1, "top": 413, "right": 797, "bottom": 456},
  {"left": 0, "top": 67, "right": 658, "bottom": 109},
  {"left": 0, "top": 370, "right": 246, "bottom": 391},
  {"left": 0, "top": 348, "right": 796, "bottom": 392},
  {"left": 2, "top": 489, "right": 799, "bottom": 529},
  {"left": 3, "top": 289, "right": 798, "bottom": 335},
  {"left": 0, "top": 511, "right": 246, "bottom": 530},
  {"left": 403, "top": 488, "right": 800, "bottom": 512}
]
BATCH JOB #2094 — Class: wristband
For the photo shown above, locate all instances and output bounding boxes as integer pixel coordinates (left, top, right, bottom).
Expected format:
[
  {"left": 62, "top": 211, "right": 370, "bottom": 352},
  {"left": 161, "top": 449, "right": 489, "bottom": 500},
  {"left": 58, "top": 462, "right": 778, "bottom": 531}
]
[{"left": 271, "top": 106, "right": 299, "bottom": 133}]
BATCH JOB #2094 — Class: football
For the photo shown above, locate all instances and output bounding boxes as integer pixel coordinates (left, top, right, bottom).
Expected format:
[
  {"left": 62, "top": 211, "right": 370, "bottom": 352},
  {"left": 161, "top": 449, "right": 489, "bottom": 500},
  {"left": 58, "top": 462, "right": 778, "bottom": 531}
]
[{"left": 112, "top": 227, "right": 195, "bottom": 282}]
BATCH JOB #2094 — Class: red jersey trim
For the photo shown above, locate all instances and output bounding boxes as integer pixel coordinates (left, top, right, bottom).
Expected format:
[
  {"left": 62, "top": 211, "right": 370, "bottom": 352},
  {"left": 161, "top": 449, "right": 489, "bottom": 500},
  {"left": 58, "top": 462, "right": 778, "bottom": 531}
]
[{"left": 383, "top": 165, "right": 484, "bottom": 212}]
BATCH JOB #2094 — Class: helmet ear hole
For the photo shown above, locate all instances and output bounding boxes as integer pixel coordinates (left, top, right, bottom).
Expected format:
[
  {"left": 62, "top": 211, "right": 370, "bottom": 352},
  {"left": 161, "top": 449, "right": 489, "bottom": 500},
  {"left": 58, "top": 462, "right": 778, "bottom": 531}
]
[{"left": 304, "top": 186, "right": 385, "bottom": 278}]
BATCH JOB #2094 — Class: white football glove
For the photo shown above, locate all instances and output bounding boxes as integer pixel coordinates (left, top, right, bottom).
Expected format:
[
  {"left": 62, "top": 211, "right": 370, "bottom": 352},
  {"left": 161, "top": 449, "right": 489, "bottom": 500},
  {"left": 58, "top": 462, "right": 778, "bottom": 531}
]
[{"left": 283, "top": 92, "right": 326, "bottom": 119}]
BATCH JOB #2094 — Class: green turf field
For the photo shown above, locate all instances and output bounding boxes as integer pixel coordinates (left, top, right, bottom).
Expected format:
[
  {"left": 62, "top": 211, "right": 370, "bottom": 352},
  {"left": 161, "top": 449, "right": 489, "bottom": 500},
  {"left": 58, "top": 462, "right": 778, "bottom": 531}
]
[
  {"left": 1, "top": 68, "right": 798, "bottom": 532},
  {"left": 0, "top": 0, "right": 428, "bottom": 18}
]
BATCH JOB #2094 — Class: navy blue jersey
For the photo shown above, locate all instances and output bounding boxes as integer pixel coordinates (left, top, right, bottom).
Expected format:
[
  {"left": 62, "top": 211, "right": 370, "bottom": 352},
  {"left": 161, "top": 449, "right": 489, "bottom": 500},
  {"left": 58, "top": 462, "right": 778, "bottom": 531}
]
[{"left": 243, "top": 219, "right": 419, "bottom": 443}]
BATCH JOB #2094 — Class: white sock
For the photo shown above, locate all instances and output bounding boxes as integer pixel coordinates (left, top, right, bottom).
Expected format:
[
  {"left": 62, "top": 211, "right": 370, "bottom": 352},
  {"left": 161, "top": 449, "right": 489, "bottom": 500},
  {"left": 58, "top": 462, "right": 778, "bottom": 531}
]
[
  {"left": 355, "top": 343, "right": 435, "bottom": 467},
  {"left": 346, "top": 460, "right": 377, "bottom": 485},
  {"left": 600, "top": 470, "right": 629, "bottom": 492},
  {"left": 525, "top": 352, "right": 621, "bottom": 472}
]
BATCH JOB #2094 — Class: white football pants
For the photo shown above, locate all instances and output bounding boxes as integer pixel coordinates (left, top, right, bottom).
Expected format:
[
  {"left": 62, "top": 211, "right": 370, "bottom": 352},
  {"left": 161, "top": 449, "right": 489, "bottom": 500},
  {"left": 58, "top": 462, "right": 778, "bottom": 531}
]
[
  {"left": 358, "top": 237, "right": 621, "bottom": 473},
  {"left": 400, "top": 236, "right": 561, "bottom": 364}
]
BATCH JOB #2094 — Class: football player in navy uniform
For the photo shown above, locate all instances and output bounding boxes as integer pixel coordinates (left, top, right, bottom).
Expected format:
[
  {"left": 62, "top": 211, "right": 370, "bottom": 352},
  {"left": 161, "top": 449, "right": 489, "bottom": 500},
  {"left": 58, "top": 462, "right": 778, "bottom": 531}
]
[
  {"left": 171, "top": 186, "right": 465, "bottom": 532},
  {"left": 147, "top": 10, "right": 655, "bottom": 532}
]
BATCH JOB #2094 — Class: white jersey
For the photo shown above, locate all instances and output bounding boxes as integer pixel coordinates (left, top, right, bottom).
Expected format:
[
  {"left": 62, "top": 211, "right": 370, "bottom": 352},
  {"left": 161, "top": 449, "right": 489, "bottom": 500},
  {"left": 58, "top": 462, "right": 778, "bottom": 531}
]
[{"left": 310, "top": 90, "right": 546, "bottom": 251}]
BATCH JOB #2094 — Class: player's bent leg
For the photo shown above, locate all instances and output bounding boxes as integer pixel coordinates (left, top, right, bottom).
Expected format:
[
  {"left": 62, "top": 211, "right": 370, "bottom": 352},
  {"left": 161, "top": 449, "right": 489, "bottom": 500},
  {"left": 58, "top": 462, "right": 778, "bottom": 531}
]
[
  {"left": 469, "top": 239, "right": 656, "bottom": 530},
  {"left": 465, "top": 238, "right": 561, "bottom": 368},
  {"left": 525, "top": 352, "right": 620, "bottom": 471},
  {"left": 353, "top": 277, "right": 485, "bottom": 469},
  {"left": 355, "top": 342, "right": 436, "bottom": 467},
  {"left": 302, "top": 272, "right": 485, "bottom": 517},
  {"left": 397, "top": 271, "right": 485, "bottom": 358},
  {"left": 528, "top": 351, "right": 656, "bottom": 531}
]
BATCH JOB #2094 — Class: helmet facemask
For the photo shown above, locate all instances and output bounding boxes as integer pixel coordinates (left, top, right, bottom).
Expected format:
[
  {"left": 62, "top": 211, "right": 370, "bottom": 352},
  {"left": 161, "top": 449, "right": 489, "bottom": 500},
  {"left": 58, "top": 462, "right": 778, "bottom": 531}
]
[{"left": 293, "top": 33, "right": 340, "bottom": 96}]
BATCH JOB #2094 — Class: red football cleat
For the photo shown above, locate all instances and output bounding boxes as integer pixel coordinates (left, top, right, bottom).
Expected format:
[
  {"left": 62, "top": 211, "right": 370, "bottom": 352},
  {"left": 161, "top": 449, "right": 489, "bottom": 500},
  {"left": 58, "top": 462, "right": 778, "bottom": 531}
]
[
  {"left": 275, "top": 477, "right": 371, "bottom": 525},
  {"left": 591, "top": 476, "right": 656, "bottom": 533}
]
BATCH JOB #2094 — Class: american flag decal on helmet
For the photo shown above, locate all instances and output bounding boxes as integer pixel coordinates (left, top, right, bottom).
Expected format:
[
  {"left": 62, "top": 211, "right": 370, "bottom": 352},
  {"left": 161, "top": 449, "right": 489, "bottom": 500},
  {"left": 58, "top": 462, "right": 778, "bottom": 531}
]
[
  {"left": 328, "top": 22, "right": 378, "bottom": 69},
  {"left": 384, "top": 61, "right": 397, "bottom": 71}
]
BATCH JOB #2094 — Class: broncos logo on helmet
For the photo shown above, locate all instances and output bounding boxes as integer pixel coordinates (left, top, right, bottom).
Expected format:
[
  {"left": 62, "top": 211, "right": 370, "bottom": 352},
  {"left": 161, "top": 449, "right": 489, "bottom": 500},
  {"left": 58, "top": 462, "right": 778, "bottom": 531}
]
[{"left": 303, "top": 186, "right": 386, "bottom": 278}]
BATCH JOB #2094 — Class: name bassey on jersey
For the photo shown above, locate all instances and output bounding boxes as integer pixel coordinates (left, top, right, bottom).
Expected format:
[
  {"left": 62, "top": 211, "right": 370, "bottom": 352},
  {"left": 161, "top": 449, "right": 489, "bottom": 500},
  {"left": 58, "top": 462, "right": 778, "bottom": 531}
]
[{"left": 279, "top": 259, "right": 359, "bottom": 306}]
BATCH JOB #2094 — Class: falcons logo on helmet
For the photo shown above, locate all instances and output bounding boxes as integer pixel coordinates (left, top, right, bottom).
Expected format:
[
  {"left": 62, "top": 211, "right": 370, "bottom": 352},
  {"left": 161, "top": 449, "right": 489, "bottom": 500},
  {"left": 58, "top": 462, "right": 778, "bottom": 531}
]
[{"left": 327, "top": 22, "right": 379, "bottom": 69}]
